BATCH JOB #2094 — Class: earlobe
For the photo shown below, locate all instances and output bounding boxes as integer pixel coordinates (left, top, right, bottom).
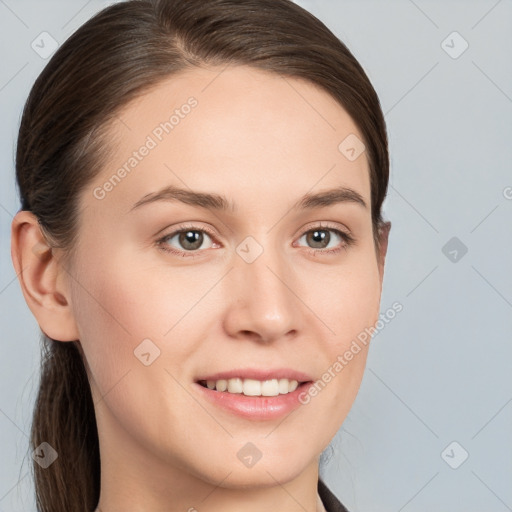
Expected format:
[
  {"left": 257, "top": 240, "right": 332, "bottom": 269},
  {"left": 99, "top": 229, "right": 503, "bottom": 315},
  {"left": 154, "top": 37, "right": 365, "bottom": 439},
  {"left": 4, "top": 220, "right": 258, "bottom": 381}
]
[{"left": 10, "top": 210, "right": 80, "bottom": 342}]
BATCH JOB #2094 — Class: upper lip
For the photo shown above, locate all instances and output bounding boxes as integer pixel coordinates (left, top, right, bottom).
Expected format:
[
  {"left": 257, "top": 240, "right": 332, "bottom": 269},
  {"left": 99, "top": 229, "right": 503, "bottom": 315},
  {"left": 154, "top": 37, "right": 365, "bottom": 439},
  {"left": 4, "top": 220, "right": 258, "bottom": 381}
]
[{"left": 196, "top": 368, "right": 314, "bottom": 383}]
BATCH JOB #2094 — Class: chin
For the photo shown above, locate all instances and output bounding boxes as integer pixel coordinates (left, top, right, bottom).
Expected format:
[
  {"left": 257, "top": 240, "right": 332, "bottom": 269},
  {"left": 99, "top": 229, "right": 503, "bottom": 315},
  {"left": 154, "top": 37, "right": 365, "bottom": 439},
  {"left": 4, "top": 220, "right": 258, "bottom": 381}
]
[{"left": 193, "top": 449, "right": 315, "bottom": 490}]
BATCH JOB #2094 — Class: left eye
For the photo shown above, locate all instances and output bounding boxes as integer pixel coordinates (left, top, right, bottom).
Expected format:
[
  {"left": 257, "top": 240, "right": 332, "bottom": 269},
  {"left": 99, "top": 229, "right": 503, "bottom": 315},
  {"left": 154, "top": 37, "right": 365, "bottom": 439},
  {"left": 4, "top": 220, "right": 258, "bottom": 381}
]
[{"left": 296, "top": 228, "right": 346, "bottom": 250}]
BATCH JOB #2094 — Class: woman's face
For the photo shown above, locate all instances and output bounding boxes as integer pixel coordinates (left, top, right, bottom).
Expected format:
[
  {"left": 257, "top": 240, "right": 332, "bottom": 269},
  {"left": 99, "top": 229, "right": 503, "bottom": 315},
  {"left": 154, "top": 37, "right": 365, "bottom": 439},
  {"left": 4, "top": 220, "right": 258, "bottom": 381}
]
[{"left": 66, "top": 65, "right": 387, "bottom": 490}]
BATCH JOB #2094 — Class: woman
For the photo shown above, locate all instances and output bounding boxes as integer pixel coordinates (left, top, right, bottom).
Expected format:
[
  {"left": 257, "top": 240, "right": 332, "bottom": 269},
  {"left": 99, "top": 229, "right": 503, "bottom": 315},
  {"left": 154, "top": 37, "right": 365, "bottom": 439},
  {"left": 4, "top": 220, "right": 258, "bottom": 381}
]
[{"left": 11, "top": 0, "right": 391, "bottom": 510}]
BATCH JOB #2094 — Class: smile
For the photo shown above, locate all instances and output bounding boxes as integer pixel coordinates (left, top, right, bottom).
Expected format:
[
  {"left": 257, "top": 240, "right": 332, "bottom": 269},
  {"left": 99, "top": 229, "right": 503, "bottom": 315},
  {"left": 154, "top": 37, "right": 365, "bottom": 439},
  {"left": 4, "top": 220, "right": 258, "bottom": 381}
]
[{"left": 198, "top": 377, "right": 302, "bottom": 396}]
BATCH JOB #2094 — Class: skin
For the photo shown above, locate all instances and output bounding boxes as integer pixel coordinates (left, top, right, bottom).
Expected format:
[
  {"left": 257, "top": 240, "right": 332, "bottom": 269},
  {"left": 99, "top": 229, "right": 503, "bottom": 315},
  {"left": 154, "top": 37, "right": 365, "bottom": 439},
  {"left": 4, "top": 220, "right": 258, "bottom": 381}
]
[{"left": 11, "top": 65, "right": 390, "bottom": 512}]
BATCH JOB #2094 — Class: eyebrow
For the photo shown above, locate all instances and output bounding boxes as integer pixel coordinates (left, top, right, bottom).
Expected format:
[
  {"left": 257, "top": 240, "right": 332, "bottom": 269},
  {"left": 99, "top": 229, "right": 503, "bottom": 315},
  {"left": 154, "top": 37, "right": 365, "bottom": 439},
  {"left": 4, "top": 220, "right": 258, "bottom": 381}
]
[{"left": 129, "top": 184, "right": 368, "bottom": 213}]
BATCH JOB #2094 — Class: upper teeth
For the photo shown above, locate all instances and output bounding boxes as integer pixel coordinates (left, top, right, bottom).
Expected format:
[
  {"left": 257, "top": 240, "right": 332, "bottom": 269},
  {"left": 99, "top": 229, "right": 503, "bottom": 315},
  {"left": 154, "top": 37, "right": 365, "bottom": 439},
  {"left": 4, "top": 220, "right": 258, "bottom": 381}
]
[{"left": 204, "top": 378, "right": 300, "bottom": 396}]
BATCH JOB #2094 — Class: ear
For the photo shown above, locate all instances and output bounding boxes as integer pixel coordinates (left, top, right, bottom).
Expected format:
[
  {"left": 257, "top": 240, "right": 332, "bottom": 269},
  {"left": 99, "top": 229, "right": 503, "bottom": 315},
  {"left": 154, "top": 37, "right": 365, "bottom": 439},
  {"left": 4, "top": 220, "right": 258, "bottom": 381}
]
[
  {"left": 11, "top": 210, "right": 79, "bottom": 342},
  {"left": 376, "top": 220, "right": 391, "bottom": 281}
]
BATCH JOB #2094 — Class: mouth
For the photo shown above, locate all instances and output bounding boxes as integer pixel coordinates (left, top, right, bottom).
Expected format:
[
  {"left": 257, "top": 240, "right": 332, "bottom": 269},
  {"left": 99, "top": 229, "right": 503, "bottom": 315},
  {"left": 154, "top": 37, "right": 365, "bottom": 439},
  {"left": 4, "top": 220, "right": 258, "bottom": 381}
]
[
  {"left": 194, "top": 377, "right": 315, "bottom": 420},
  {"left": 196, "top": 377, "right": 313, "bottom": 397}
]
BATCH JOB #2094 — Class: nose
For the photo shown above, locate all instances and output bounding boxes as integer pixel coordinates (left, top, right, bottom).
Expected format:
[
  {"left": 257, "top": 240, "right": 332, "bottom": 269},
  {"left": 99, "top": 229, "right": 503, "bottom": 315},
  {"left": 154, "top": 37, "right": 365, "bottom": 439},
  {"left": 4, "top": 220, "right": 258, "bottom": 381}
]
[{"left": 222, "top": 245, "right": 302, "bottom": 344}]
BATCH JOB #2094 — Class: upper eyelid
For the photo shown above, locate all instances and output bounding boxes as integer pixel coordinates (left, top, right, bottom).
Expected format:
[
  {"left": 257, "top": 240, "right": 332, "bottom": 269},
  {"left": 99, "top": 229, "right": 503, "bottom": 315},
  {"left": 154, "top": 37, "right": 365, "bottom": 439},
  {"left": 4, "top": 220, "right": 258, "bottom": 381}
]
[{"left": 299, "top": 220, "right": 350, "bottom": 234}]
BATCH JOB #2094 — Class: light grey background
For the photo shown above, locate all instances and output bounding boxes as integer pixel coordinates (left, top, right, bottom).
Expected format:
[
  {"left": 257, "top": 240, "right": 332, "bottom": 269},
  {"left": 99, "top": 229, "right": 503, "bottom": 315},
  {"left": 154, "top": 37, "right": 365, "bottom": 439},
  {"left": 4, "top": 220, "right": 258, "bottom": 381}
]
[{"left": 1, "top": 1, "right": 511, "bottom": 511}]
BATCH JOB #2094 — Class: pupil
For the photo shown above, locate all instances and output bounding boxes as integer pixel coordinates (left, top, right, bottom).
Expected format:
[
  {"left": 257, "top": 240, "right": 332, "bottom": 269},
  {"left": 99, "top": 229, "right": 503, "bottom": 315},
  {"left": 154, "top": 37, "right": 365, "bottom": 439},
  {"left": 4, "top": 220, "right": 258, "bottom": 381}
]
[{"left": 180, "top": 231, "right": 202, "bottom": 250}]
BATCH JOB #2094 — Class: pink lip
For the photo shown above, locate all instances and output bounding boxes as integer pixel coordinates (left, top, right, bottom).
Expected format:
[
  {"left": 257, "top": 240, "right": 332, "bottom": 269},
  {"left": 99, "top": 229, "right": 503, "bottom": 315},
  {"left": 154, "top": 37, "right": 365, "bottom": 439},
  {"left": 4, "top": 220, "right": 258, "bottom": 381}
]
[
  {"left": 195, "top": 367, "right": 314, "bottom": 382},
  {"left": 193, "top": 380, "right": 315, "bottom": 421}
]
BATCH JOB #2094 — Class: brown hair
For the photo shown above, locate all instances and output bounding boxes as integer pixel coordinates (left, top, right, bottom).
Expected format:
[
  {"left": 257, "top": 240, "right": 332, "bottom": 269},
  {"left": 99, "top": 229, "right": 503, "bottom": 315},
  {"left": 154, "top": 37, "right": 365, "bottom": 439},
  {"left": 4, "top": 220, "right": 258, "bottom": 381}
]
[{"left": 15, "top": 0, "right": 390, "bottom": 510}]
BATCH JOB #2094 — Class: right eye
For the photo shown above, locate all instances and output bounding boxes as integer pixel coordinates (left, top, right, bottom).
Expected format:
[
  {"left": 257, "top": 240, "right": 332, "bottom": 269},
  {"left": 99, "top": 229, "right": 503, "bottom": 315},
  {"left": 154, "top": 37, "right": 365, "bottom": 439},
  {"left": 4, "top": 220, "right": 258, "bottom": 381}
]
[{"left": 156, "top": 224, "right": 219, "bottom": 257}]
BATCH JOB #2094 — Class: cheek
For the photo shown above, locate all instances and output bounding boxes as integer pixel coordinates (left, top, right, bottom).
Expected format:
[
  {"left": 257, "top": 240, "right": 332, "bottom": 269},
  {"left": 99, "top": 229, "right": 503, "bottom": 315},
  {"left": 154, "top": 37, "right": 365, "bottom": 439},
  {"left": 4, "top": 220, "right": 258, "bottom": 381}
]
[
  {"left": 310, "top": 253, "right": 382, "bottom": 351},
  {"left": 68, "top": 260, "right": 196, "bottom": 445},
  {"left": 71, "top": 252, "right": 179, "bottom": 339},
  {"left": 68, "top": 257, "right": 159, "bottom": 390},
  {"left": 305, "top": 251, "right": 381, "bottom": 413},
  {"left": 69, "top": 248, "right": 211, "bottom": 403}
]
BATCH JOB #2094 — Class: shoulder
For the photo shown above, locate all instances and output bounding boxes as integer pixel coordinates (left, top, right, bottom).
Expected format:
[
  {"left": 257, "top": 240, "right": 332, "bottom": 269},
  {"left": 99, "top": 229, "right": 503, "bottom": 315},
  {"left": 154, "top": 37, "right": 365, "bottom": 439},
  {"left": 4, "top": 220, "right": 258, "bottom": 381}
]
[{"left": 318, "top": 478, "right": 350, "bottom": 512}]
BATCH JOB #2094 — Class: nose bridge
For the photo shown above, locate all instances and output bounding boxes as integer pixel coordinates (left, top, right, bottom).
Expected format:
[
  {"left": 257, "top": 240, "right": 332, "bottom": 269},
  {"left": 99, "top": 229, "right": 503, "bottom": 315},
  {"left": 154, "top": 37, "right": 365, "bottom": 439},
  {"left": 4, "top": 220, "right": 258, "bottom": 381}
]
[
  {"left": 248, "top": 260, "right": 289, "bottom": 306},
  {"left": 240, "top": 245, "right": 291, "bottom": 307}
]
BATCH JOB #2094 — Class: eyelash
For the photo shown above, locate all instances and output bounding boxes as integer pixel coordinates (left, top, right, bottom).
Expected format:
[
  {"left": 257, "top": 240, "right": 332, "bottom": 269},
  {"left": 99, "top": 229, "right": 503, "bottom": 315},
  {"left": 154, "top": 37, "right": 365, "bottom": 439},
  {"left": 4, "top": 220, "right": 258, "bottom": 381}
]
[{"left": 155, "top": 222, "right": 356, "bottom": 259}]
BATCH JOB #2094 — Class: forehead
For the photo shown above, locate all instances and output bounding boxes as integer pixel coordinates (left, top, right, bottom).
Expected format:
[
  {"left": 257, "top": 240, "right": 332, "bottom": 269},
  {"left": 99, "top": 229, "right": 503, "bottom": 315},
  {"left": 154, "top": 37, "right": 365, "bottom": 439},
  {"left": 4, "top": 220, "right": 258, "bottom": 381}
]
[{"left": 86, "top": 65, "right": 371, "bottom": 218}]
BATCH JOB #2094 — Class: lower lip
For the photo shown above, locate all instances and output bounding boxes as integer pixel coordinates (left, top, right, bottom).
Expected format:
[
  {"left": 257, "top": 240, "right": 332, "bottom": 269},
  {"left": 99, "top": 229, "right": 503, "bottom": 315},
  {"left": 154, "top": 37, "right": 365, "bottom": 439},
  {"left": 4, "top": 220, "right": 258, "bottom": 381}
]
[{"left": 193, "top": 381, "right": 314, "bottom": 420}]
